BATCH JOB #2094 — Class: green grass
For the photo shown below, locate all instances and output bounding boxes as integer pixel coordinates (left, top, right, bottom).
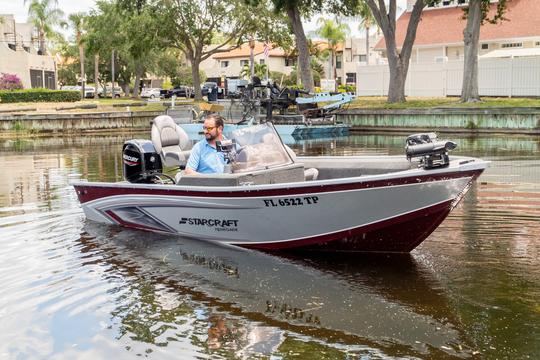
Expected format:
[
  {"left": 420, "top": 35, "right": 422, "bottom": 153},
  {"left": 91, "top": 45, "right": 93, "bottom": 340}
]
[{"left": 349, "top": 97, "right": 540, "bottom": 109}]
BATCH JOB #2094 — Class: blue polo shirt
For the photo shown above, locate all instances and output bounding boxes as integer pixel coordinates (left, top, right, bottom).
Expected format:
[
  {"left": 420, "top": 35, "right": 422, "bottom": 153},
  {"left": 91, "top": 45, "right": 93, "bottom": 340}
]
[{"left": 186, "top": 138, "right": 226, "bottom": 173}]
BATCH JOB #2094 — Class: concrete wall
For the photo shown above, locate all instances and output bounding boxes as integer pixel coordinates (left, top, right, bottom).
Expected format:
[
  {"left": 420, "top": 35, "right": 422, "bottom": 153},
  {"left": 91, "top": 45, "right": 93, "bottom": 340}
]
[
  {"left": 0, "top": 14, "right": 57, "bottom": 89},
  {"left": 339, "top": 108, "right": 540, "bottom": 134},
  {"left": 357, "top": 56, "right": 540, "bottom": 97},
  {"left": 0, "top": 111, "right": 164, "bottom": 133}
]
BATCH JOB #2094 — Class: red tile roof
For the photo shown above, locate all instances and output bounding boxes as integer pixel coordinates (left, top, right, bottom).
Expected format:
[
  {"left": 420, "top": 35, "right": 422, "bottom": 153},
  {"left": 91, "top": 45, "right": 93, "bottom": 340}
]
[
  {"left": 375, "top": 0, "right": 540, "bottom": 49},
  {"left": 213, "top": 42, "right": 285, "bottom": 59}
]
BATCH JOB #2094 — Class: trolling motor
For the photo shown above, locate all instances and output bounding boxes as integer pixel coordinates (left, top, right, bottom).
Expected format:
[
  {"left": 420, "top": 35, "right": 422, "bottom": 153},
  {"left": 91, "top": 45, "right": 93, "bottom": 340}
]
[{"left": 405, "top": 133, "right": 457, "bottom": 169}]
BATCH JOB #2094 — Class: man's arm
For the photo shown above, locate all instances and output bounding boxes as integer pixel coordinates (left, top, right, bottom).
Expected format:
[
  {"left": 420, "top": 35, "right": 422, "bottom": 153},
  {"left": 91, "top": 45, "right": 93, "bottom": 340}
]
[{"left": 184, "top": 143, "right": 200, "bottom": 175}]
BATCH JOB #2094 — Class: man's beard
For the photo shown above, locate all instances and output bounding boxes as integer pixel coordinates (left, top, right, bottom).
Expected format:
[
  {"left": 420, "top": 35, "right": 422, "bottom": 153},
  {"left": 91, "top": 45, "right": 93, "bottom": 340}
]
[{"left": 205, "top": 132, "right": 216, "bottom": 141}]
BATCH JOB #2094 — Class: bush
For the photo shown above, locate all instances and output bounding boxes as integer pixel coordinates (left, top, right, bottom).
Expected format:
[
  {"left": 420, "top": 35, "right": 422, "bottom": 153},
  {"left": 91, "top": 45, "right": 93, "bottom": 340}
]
[
  {"left": 0, "top": 88, "right": 80, "bottom": 103},
  {"left": 0, "top": 73, "right": 24, "bottom": 90},
  {"left": 338, "top": 84, "right": 356, "bottom": 93}
]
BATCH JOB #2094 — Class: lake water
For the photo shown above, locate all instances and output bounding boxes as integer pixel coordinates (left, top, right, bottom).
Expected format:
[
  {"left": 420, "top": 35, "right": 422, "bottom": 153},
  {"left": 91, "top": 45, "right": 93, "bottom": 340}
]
[{"left": 0, "top": 132, "right": 539, "bottom": 359}]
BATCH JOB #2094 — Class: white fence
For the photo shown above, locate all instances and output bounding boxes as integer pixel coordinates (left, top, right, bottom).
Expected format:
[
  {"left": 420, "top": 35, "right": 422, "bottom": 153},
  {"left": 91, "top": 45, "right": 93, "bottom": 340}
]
[{"left": 357, "top": 56, "right": 540, "bottom": 97}]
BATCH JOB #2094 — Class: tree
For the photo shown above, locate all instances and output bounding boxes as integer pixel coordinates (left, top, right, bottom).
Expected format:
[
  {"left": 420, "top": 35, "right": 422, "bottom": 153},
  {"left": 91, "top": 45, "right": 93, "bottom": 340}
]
[
  {"left": 357, "top": 1, "right": 376, "bottom": 65},
  {"left": 364, "top": 0, "right": 432, "bottom": 103},
  {"left": 240, "top": 63, "right": 267, "bottom": 79},
  {"left": 25, "top": 0, "right": 64, "bottom": 55},
  {"left": 316, "top": 18, "right": 349, "bottom": 87},
  {"left": 68, "top": 12, "right": 86, "bottom": 100},
  {"left": 85, "top": 1, "right": 125, "bottom": 94},
  {"left": 116, "top": 1, "right": 164, "bottom": 98},
  {"left": 461, "top": 0, "right": 508, "bottom": 103},
  {"left": 157, "top": 0, "right": 288, "bottom": 101}
]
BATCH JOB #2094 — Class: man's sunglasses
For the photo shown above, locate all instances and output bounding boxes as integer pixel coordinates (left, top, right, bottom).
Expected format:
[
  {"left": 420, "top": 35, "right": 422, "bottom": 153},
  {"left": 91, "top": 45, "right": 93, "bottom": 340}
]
[{"left": 202, "top": 126, "right": 216, "bottom": 131}]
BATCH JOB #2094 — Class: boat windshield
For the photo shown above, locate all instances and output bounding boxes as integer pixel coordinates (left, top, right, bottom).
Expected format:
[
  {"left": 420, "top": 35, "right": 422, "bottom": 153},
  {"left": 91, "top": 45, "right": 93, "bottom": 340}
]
[{"left": 228, "top": 123, "right": 294, "bottom": 173}]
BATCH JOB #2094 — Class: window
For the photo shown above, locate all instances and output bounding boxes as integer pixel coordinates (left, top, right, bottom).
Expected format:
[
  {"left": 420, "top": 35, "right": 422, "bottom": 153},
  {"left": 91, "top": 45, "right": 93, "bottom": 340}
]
[
  {"left": 259, "top": 59, "right": 265, "bottom": 65},
  {"left": 535, "top": 41, "right": 540, "bottom": 47},
  {"left": 30, "top": 69, "right": 43, "bottom": 88},
  {"left": 220, "top": 61, "right": 229, "bottom": 68},
  {"left": 346, "top": 73, "right": 356, "bottom": 84},
  {"left": 481, "top": 43, "right": 489, "bottom": 50},
  {"left": 359, "top": 54, "right": 367, "bottom": 62},
  {"left": 284, "top": 57, "right": 296, "bottom": 67},
  {"left": 240, "top": 60, "right": 249, "bottom": 67},
  {"left": 336, "top": 55, "right": 342, "bottom": 69},
  {"left": 501, "top": 42, "right": 522, "bottom": 48},
  {"left": 44, "top": 71, "right": 56, "bottom": 89}
]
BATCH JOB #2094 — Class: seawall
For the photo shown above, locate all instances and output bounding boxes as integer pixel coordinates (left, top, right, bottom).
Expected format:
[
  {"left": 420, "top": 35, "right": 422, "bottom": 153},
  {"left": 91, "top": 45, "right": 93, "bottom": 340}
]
[
  {"left": 0, "top": 110, "right": 164, "bottom": 135},
  {"left": 340, "top": 107, "right": 540, "bottom": 134}
]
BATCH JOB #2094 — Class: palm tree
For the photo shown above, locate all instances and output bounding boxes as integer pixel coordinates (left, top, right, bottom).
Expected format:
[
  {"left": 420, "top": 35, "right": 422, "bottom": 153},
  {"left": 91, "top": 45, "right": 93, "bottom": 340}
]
[
  {"left": 25, "top": 0, "right": 64, "bottom": 55},
  {"left": 316, "top": 18, "right": 349, "bottom": 87},
  {"left": 358, "top": 2, "right": 376, "bottom": 65},
  {"left": 240, "top": 63, "right": 267, "bottom": 79},
  {"left": 68, "top": 12, "right": 86, "bottom": 100}
]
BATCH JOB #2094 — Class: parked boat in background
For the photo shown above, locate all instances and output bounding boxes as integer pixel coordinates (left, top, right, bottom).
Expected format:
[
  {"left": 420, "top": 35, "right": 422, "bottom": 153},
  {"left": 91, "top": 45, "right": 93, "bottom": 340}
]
[{"left": 167, "top": 78, "right": 354, "bottom": 138}]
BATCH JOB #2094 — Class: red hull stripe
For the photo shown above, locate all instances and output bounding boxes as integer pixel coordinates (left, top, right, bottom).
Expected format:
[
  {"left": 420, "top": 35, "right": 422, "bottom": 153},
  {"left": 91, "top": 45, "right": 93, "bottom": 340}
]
[
  {"left": 75, "top": 169, "right": 483, "bottom": 204},
  {"left": 239, "top": 199, "right": 454, "bottom": 252}
]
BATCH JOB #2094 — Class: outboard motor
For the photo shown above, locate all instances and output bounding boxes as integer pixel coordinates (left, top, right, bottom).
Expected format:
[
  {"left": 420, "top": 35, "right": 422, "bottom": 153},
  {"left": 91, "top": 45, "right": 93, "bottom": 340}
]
[
  {"left": 405, "top": 133, "right": 457, "bottom": 169},
  {"left": 122, "top": 139, "right": 163, "bottom": 183}
]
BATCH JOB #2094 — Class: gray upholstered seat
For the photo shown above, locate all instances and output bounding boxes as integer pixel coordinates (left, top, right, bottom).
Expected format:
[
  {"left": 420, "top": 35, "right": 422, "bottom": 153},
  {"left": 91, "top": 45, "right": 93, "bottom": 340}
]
[
  {"left": 151, "top": 115, "right": 190, "bottom": 167},
  {"left": 284, "top": 144, "right": 319, "bottom": 181}
]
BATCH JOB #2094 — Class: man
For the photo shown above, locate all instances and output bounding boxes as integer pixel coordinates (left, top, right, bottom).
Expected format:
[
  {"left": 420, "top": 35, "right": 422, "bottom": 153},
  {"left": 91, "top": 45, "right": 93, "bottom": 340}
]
[{"left": 184, "top": 114, "right": 227, "bottom": 174}]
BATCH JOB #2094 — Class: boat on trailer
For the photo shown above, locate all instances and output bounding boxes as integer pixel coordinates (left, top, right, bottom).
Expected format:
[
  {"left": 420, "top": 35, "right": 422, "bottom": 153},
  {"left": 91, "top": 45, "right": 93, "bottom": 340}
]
[{"left": 73, "top": 116, "right": 488, "bottom": 252}]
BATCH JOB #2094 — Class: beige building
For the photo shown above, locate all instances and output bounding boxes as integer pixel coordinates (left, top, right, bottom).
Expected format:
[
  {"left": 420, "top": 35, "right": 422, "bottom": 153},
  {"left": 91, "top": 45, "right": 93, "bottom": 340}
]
[
  {"left": 375, "top": 0, "right": 540, "bottom": 63},
  {"left": 0, "top": 14, "right": 57, "bottom": 89},
  {"left": 334, "top": 34, "right": 383, "bottom": 85},
  {"left": 200, "top": 42, "right": 296, "bottom": 83}
]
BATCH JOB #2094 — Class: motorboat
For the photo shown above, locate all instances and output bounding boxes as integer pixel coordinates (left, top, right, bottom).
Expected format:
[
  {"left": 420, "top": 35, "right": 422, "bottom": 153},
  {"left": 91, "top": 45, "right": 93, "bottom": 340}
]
[
  {"left": 73, "top": 115, "right": 488, "bottom": 252},
  {"left": 167, "top": 80, "right": 353, "bottom": 138}
]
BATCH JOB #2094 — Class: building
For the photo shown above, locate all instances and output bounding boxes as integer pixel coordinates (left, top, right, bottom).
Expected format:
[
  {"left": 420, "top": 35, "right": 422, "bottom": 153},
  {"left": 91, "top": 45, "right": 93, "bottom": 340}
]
[
  {"left": 359, "top": 0, "right": 540, "bottom": 97},
  {"left": 200, "top": 42, "right": 296, "bottom": 83},
  {"left": 335, "top": 34, "right": 383, "bottom": 86},
  {"left": 374, "top": 0, "right": 540, "bottom": 63},
  {"left": 0, "top": 14, "right": 57, "bottom": 89}
]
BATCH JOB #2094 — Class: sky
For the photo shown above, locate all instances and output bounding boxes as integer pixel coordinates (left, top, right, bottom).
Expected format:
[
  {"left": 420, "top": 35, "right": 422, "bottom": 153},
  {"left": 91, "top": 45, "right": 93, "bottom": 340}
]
[
  {"left": 0, "top": 0, "right": 96, "bottom": 22},
  {"left": 1, "top": 0, "right": 407, "bottom": 39}
]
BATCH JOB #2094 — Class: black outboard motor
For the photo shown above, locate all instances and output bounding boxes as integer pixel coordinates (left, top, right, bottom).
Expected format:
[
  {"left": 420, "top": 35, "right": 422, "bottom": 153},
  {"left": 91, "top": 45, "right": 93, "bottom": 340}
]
[
  {"left": 405, "top": 133, "right": 457, "bottom": 169},
  {"left": 122, "top": 139, "right": 163, "bottom": 183}
]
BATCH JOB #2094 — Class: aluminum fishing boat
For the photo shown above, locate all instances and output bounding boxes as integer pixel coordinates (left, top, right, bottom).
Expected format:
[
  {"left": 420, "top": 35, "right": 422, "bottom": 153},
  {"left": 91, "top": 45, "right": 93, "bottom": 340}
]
[{"left": 73, "top": 115, "right": 488, "bottom": 252}]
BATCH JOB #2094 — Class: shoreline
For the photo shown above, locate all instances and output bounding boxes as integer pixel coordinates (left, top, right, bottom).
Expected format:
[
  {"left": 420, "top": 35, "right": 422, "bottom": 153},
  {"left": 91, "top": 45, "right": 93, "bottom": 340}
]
[{"left": 1, "top": 104, "right": 539, "bottom": 136}]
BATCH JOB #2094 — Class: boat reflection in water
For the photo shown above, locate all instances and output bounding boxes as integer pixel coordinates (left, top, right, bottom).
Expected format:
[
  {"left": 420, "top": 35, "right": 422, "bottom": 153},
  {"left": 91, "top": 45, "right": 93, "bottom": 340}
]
[{"left": 80, "top": 222, "right": 478, "bottom": 358}]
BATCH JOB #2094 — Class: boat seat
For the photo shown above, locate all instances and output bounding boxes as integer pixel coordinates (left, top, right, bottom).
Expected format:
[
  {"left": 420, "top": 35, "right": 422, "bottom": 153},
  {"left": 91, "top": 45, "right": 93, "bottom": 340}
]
[
  {"left": 151, "top": 115, "right": 190, "bottom": 168},
  {"left": 284, "top": 144, "right": 318, "bottom": 181}
]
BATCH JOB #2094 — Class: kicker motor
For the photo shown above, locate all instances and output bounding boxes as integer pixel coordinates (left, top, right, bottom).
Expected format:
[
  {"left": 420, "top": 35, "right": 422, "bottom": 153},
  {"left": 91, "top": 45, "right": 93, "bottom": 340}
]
[
  {"left": 405, "top": 133, "right": 457, "bottom": 169},
  {"left": 122, "top": 139, "right": 164, "bottom": 183}
]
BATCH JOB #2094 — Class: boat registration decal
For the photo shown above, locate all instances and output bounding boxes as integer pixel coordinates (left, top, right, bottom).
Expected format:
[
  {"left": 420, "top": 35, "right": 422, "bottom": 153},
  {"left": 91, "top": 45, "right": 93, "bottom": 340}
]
[
  {"left": 263, "top": 196, "right": 319, "bottom": 207},
  {"left": 179, "top": 217, "right": 239, "bottom": 232}
]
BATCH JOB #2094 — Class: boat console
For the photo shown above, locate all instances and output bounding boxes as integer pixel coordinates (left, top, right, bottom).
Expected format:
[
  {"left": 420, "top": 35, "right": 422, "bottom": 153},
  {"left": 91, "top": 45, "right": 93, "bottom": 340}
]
[{"left": 121, "top": 119, "right": 315, "bottom": 186}]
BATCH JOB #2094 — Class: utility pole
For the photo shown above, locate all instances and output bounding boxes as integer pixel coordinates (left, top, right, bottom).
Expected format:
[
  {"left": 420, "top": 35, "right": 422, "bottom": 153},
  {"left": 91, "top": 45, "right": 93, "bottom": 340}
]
[{"left": 111, "top": 49, "right": 115, "bottom": 98}]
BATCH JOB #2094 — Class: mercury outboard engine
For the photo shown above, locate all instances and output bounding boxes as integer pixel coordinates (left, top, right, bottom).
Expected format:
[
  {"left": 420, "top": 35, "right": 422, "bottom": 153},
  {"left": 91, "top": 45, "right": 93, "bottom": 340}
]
[
  {"left": 405, "top": 133, "right": 457, "bottom": 169},
  {"left": 122, "top": 139, "right": 163, "bottom": 183}
]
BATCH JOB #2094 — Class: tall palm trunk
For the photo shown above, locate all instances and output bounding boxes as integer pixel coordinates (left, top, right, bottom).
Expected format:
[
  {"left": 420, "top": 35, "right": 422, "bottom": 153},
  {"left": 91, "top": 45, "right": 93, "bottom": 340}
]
[
  {"left": 78, "top": 43, "right": 85, "bottom": 100},
  {"left": 94, "top": 54, "right": 99, "bottom": 99},
  {"left": 365, "top": 26, "right": 370, "bottom": 65},
  {"left": 132, "top": 61, "right": 143, "bottom": 98}
]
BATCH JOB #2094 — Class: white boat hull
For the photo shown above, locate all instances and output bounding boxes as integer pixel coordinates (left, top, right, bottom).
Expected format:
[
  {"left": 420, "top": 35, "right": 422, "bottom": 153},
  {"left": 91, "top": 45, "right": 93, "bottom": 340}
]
[{"left": 74, "top": 156, "right": 487, "bottom": 252}]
